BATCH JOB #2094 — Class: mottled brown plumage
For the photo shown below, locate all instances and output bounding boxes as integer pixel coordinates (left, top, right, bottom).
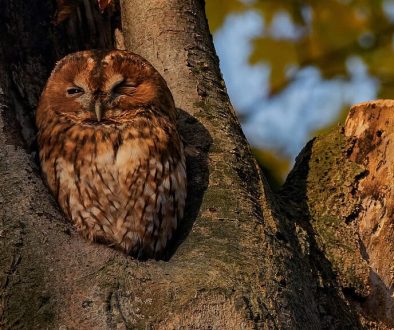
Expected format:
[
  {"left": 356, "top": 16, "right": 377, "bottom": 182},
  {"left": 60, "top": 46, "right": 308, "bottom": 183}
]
[{"left": 36, "top": 50, "right": 186, "bottom": 258}]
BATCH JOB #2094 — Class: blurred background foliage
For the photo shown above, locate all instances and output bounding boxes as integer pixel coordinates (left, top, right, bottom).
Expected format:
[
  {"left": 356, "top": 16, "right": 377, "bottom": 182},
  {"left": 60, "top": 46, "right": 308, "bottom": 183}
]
[{"left": 205, "top": 0, "right": 394, "bottom": 189}]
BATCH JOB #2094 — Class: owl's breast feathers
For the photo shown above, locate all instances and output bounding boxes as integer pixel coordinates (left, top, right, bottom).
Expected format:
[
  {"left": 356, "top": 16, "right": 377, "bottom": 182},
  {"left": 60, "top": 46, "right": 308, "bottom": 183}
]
[{"left": 37, "top": 113, "right": 186, "bottom": 258}]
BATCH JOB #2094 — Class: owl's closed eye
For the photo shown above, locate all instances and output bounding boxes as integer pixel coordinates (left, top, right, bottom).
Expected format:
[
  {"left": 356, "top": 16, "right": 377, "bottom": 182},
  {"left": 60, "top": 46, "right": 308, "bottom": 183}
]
[{"left": 36, "top": 50, "right": 186, "bottom": 259}]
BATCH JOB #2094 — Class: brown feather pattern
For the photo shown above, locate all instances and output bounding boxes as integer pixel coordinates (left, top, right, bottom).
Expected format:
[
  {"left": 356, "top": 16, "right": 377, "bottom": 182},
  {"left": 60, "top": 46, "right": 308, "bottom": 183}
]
[{"left": 36, "top": 50, "right": 186, "bottom": 258}]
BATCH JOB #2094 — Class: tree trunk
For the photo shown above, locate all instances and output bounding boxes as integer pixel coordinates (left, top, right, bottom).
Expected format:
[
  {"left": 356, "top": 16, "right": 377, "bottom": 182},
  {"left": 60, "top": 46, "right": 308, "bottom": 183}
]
[{"left": 0, "top": 0, "right": 392, "bottom": 329}]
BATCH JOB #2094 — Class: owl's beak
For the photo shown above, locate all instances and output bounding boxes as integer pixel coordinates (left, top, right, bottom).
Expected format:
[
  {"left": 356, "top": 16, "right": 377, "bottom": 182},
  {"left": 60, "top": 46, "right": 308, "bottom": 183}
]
[{"left": 95, "top": 99, "right": 103, "bottom": 122}]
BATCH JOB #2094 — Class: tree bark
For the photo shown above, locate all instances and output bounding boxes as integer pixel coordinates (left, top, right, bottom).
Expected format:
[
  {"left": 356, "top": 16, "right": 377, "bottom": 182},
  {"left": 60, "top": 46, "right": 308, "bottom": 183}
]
[{"left": 0, "top": 0, "right": 392, "bottom": 329}]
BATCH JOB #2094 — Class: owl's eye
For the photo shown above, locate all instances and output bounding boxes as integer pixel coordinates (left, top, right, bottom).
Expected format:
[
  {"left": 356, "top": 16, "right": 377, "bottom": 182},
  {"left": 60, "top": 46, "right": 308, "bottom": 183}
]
[
  {"left": 66, "top": 87, "right": 84, "bottom": 96},
  {"left": 113, "top": 81, "right": 137, "bottom": 95}
]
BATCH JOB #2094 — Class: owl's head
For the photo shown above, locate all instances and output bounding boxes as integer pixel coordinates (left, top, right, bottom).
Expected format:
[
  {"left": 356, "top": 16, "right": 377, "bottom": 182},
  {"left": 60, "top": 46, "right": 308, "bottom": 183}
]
[{"left": 37, "top": 50, "right": 176, "bottom": 125}]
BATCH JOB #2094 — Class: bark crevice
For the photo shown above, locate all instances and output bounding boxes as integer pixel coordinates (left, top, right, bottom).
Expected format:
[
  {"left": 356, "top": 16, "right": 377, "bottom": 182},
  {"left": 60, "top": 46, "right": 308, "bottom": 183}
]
[{"left": 0, "top": 0, "right": 392, "bottom": 329}]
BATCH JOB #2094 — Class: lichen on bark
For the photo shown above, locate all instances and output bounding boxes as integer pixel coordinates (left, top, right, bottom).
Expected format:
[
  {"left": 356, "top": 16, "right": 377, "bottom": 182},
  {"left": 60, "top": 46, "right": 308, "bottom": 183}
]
[
  {"left": 283, "top": 127, "right": 370, "bottom": 295},
  {"left": 282, "top": 102, "right": 394, "bottom": 328},
  {"left": 0, "top": 0, "right": 393, "bottom": 328}
]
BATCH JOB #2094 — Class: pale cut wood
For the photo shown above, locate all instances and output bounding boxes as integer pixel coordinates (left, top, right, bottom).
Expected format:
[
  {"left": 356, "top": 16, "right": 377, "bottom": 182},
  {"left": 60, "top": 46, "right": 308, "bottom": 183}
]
[
  {"left": 0, "top": 0, "right": 393, "bottom": 328},
  {"left": 345, "top": 100, "right": 394, "bottom": 326}
]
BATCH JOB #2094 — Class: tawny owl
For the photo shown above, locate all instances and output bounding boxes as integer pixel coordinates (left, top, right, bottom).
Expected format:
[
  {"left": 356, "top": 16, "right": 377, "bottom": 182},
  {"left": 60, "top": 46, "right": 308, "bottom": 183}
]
[{"left": 36, "top": 50, "right": 186, "bottom": 259}]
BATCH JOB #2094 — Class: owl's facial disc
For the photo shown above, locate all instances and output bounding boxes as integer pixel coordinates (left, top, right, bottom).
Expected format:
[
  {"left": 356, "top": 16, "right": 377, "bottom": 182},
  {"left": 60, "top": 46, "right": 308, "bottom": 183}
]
[{"left": 42, "top": 50, "right": 176, "bottom": 124}]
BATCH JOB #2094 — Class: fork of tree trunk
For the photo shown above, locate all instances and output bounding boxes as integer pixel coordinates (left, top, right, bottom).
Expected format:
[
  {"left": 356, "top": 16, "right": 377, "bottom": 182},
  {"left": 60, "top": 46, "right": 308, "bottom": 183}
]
[{"left": 0, "top": 0, "right": 392, "bottom": 328}]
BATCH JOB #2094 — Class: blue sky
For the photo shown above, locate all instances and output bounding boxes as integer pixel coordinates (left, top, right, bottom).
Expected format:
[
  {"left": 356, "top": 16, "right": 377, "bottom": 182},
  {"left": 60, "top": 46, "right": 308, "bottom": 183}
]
[{"left": 213, "top": 10, "right": 379, "bottom": 161}]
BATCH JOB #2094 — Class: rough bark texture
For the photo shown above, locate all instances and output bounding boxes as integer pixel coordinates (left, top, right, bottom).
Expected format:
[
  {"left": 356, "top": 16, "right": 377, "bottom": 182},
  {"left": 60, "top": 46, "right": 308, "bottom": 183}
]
[
  {"left": 0, "top": 0, "right": 393, "bottom": 329},
  {"left": 281, "top": 100, "right": 394, "bottom": 329}
]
